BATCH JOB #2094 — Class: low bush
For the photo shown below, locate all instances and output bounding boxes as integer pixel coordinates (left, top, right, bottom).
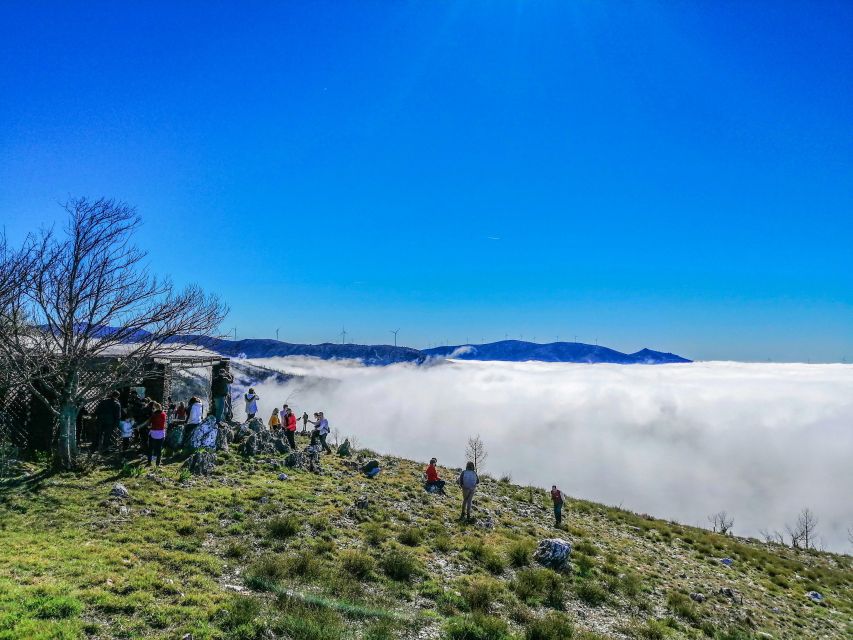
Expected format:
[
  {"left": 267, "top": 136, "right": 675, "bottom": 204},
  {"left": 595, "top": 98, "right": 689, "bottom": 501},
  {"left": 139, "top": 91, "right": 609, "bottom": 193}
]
[
  {"left": 507, "top": 540, "right": 535, "bottom": 567},
  {"left": 397, "top": 526, "right": 424, "bottom": 547},
  {"left": 267, "top": 515, "right": 301, "bottom": 539},
  {"left": 460, "top": 576, "right": 503, "bottom": 612},
  {"left": 575, "top": 579, "right": 608, "bottom": 607},
  {"left": 339, "top": 549, "right": 374, "bottom": 580},
  {"left": 445, "top": 614, "right": 510, "bottom": 640},
  {"left": 246, "top": 554, "right": 287, "bottom": 586},
  {"left": 513, "top": 568, "right": 565, "bottom": 609},
  {"left": 667, "top": 591, "right": 700, "bottom": 624},
  {"left": 380, "top": 546, "right": 420, "bottom": 582},
  {"left": 525, "top": 611, "right": 575, "bottom": 640}
]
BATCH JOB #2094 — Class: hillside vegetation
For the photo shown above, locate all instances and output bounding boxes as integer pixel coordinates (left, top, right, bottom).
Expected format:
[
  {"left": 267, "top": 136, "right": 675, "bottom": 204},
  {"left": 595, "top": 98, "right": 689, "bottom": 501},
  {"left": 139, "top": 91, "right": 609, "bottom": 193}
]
[{"left": 1, "top": 437, "right": 850, "bottom": 640}]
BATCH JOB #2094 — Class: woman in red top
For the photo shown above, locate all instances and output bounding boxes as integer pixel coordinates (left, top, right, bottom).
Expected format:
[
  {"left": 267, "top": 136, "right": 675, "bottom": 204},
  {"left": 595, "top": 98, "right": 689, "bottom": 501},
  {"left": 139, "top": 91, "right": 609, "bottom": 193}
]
[
  {"left": 283, "top": 407, "right": 297, "bottom": 450},
  {"left": 425, "top": 458, "right": 446, "bottom": 494},
  {"left": 147, "top": 402, "right": 167, "bottom": 467}
]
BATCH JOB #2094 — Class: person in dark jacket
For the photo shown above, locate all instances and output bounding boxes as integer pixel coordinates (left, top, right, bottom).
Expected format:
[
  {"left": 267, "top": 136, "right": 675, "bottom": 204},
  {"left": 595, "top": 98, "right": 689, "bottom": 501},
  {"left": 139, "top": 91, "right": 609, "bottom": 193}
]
[
  {"left": 551, "top": 485, "right": 565, "bottom": 526},
  {"left": 93, "top": 391, "right": 122, "bottom": 453},
  {"left": 211, "top": 368, "right": 234, "bottom": 421}
]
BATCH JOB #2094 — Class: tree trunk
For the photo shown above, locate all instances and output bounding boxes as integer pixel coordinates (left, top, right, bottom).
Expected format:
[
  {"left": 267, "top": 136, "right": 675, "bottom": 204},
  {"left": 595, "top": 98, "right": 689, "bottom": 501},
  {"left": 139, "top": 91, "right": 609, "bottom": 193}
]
[{"left": 55, "top": 400, "right": 79, "bottom": 470}]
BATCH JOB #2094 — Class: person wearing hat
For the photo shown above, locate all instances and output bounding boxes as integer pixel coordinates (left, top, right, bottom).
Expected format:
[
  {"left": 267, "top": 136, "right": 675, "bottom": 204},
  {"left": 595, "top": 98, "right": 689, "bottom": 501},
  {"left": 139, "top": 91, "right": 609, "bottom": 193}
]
[{"left": 424, "top": 457, "right": 446, "bottom": 495}]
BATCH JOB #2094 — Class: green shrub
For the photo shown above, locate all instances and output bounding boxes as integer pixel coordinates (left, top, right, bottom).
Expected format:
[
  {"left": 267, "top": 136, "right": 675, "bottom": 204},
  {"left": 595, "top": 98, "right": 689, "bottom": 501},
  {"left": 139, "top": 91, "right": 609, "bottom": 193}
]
[
  {"left": 362, "top": 522, "right": 387, "bottom": 546},
  {"left": 433, "top": 533, "right": 453, "bottom": 552},
  {"left": 273, "top": 599, "right": 344, "bottom": 640},
  {"left": 398, "top": 526, "right": 424, "bottom": 546},
  {"left": 526, "top": 611, "right": 575, "bottom": 640},
  {"left": 225, "top": 542, "right": 248, "bottom": 559},
  {"left": 667, "top": 591, "right": 700, "bottom": 624},
  {"left": 246, "top": 554, "right": 287, "bottom": 586},
  {"left": 380, "top": 546, "right": 420, "bottom": 581},
  {"left": 513, "top": 568, "right": 565, "bottom": 609},
  {"left": 575, "top": 580, "right": 608, "bottom": 607},
  {"left": 267, "top": 515, "right": 301, "bottom": 539},
  {"left": 219, "top": 595, "right": 261, "bottom": 630},
  {"left": 445, "top": 614, "right": 510, "bottom": 640},
  {"left": 460, "top": 576, "right": 503, "bottom": 612},
  {"left": 573, "top": 553, "right": 595, "bottom": 577},
  {"left": 339, "top": 549, "right": 374, "bottom": 580},
  {"left": 285, "top": 550, "right": 323, "bottom": 579},
  {"left": 508, "top": 540, "right": 534, "bottom": 567}
]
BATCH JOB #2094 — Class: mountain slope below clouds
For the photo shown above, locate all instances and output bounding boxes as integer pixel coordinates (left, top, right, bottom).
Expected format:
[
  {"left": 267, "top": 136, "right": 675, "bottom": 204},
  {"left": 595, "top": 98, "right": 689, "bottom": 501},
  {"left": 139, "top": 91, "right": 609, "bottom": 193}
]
[{"left": 421, "top": 340, "right": 691, "bottom": 364}]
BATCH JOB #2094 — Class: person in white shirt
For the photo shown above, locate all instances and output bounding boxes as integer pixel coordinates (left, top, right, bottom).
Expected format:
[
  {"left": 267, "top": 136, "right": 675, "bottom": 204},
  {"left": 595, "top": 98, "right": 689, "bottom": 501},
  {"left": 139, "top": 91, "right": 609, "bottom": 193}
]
[
  {"left": 183, "top": 396, "right": 204, "bottom": 447},
  {"left": 244, "top": 388, "right": 260, "bottom": 419},
  {"left": 307, "top": 411, "right": 332, "bottom": 453}
]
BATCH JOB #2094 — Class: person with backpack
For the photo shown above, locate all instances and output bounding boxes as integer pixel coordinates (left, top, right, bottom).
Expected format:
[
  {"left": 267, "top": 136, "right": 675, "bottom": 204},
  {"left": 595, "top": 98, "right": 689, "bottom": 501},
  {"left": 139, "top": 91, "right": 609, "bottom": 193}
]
[
  {"left": 551, "top": 485, "right": 565, "bottom": 526},
  {"left": 244, "top": 388, "right": 260, "bottom": 419},
  {"left": 147, "top": 402, "right": 167, "bottom": 467},
  {"left": 458, "top": 461, "right": 479, "bottom": 521},
  {"left": 283, "top": 406, "right": 297, "bottom": 450}
]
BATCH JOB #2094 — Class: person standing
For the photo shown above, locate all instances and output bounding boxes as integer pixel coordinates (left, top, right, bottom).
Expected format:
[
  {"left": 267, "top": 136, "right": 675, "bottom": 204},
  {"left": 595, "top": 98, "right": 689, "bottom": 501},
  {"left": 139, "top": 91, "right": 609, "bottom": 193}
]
[
  {"left": 175, "top": 401, "right": 187, "bottom": 423},
  {"left": 316, "top": 411, "right": 332, "bottom": 453},
  {"left": 211, "top": 368, "right": 234, "bottom": 421},
  {"left": 458, "top": 462, "right": 479, "bottom": 521},
  {"left": 551, "top": 485, "right": 565, "bottom": 526},
  {"left": 183, "top": 396, "right": 203, "bottom": 447},
  {"left": 268, "top": 407, "right": 281, "bottom": 430},
  {"left": 301, "top": 411, "right": 309, "bottom": 434},
  {"left": 93, "top": 391, "right": 122, "bottom": 453},
  {"left": 283, "top": 406, "right": 297, "bottom": 450},
  {"left": 244, "top": 388, "right": 260, "bottom": 419},
  {"left": 147, "top": 402, "right": 167, "bottom": 467},
  {"left": 119, "top": 410, "right": 134, "bottom": 455}
]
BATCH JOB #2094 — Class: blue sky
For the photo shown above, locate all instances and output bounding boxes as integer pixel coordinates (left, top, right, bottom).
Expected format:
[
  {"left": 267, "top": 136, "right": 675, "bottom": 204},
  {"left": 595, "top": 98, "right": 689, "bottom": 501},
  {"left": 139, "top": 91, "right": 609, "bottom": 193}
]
[{"left": 1, "top": 1, "right": 851, "bottom": 361}]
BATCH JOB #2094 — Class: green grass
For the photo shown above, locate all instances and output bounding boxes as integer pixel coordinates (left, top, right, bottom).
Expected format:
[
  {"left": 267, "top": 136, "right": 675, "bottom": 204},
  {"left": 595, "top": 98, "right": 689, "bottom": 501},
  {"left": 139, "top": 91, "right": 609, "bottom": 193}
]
[{"left": 0, "top": 444, "right": 850, "bottom": 639}]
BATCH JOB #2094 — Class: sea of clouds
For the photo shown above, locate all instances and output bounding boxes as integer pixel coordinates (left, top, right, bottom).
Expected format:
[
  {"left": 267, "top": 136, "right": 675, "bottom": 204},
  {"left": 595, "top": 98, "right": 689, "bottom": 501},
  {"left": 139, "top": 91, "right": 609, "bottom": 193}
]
[{"left": 237, "top": 358, "right": 853, "bottom": 552}]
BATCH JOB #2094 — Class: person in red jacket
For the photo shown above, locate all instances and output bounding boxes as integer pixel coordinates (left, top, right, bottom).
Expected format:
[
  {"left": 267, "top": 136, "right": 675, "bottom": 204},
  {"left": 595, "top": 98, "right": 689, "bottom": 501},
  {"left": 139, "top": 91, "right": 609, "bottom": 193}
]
[
  {"left": 147, "top": 402, "right": 167, "bottom": 467},
  {"left": 551, "top": 485, "right": 565, "bottom": 526},
  {"left": 424, "top": 458, "right": 446, "bottom": 494},
  {"left": 283, "top": 406, "right": 297, "bottom": 450}
]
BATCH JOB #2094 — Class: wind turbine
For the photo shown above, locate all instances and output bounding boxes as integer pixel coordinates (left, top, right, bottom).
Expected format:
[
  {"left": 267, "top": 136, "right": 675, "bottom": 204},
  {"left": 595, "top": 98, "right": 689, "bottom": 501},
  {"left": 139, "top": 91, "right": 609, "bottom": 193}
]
[
  {"left": 390, "top": 328, "right": 400, "bottom": 347},
  {"left": 340, "top": 326, "right": 347, "bottom": 345},
  {"left": 275, "top": 328, "right": 280, "bottom": 341}
]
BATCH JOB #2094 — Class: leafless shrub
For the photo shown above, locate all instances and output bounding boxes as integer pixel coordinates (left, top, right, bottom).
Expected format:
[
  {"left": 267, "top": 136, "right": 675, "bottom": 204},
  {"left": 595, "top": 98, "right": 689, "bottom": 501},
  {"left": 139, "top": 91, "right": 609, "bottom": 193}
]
[
  {"left": 466, "top": 433, "right": 487, "bottom": 472},
  {"left": 758, "top": 528, "right": 785, "bottom": 545},
  {"left": 785, "top": 507, "right": 819, "bottom": 550},
  {"left": 708, "top": 510, "right": 734, "bottom": 535}
]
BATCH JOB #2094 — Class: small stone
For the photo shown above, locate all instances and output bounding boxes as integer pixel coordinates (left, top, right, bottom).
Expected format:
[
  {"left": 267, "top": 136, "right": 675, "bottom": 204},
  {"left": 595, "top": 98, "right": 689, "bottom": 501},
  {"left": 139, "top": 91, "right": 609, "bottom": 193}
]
[
  {"left": 355, "top": 496, "right": 369, "bottom": 509},
  {"left": 806, "top": 590, "right": 823, "bottom": 602},
  {"left": 110, "top": 483, "right": 130, "bottom": 499},
  {"left": 277, "top": 473, "right": 288, "bottom": 481},
  {"left": 690, "top": 592, "right": 706, "bottom": 603}
]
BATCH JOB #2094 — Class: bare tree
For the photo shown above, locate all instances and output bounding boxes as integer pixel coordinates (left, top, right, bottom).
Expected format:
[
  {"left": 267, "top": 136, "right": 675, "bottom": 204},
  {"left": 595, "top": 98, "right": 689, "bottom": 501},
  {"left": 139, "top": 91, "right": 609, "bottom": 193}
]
[
  {"left": 785, "top": 507, "right": 819, "bottom": 550},
  {"left": 708, "top": 510, "right": 734, "bottom": 535},
  {"left": 0, "top": 198, "right": 227, "bottom": 469},
  {"left": 466, "top": 434, "right": 487, "bottom": 472},
  {"left": 758, "top": 528, "right": 785, "bottom": 545}
]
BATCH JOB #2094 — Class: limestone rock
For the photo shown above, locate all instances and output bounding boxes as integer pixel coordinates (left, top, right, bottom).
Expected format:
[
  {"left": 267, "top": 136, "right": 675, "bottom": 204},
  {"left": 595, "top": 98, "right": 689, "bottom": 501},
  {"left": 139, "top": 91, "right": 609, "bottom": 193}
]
[
  {"left": 533, "top": 538, "right": 572, "bottom": 570},
  {"left": 110, "top": 483, "right": 130, "bottom": 500},
  {"left": 183, "top": 450, "right": 216, "bottom": 476}
]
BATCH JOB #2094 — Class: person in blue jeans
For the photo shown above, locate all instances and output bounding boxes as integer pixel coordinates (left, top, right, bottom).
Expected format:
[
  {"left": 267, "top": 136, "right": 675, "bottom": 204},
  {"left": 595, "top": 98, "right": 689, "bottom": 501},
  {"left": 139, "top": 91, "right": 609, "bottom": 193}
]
[{"left": 211, "top": 368, "right": 233, "bottom": 421}]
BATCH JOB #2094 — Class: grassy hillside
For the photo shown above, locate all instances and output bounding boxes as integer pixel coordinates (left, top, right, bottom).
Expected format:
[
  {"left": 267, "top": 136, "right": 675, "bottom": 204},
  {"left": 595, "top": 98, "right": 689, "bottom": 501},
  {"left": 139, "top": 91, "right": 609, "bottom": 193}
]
[{"left": 0, "top": 438, "right": 850, "bottom": 640}]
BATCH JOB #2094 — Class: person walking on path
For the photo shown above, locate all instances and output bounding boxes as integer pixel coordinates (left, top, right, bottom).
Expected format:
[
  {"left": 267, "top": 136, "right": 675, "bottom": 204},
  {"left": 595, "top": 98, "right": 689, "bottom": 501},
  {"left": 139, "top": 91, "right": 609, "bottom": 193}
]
[
  {"left": 551, "top": 485, "right": 565, "bottom": 526},
  {"left": 147, "top": 402, "right": 167, "bottom": 467},
  {"left": 425, "top": 458, "right": 446, "bottom": 494},
  {"left": 211, "top": 368, "right": 234, "bottom": 421},
  {"left": 244, "top": 388, "right": 260, "bottom": 420},
  {"left": 93, "top": 391, "right": 122, "bottom": 453},
  {"left": 283, "top": 407, "right": 297, "bottom": 450},
  {"left": 458, "top": 461, "right": 479, "bottom": 521},
  {"left": 269, "top": 407, "right": 281, "bottom": 430}
]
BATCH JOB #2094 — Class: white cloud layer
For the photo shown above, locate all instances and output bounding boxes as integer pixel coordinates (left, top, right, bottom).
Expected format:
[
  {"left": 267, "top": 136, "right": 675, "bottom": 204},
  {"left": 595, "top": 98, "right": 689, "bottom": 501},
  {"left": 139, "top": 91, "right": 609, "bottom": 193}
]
[{"left": 236, "top": 358, "right": 853, "bottom": 552}]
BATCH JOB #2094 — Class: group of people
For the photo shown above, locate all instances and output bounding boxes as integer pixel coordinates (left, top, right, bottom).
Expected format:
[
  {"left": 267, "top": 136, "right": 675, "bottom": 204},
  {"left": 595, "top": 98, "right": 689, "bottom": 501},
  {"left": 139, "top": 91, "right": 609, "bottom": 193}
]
[
  {"left": 423, "top": 457, "right": 567, "bottom": 527},
  {"left": 264, "top": 399, "right": 332, "bottom": 454}
]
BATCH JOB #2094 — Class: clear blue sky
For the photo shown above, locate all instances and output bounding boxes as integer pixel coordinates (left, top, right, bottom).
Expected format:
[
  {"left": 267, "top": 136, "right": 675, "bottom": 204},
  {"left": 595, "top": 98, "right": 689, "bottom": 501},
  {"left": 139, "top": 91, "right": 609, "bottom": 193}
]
[{"left": 1, "top": 1, "right": 851, "bottom": 361}]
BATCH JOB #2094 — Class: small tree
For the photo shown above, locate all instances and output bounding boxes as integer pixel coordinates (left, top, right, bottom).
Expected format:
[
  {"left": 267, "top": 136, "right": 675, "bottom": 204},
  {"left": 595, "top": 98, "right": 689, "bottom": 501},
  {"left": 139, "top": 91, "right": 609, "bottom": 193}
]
[
  {"left": 758, "top": 528, "right": 785, "bottom": 545},
  {"left": 0, "top": 198, "right": 227, "bottom": 469},
  {"left": 786, "top": 507, "right": 819, "bottom": 550},
  {"left": 708, "top": 511, "right": 734, "bottom": 535},
  {"left": 466, "top": 434, "right": 487, "bottom": 472}
]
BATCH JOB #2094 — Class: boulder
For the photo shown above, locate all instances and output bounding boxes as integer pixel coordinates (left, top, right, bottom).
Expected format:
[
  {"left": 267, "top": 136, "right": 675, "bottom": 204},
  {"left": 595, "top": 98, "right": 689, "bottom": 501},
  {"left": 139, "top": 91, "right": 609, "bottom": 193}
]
[
  {"left": 284, "top": 452, "right": 304, "bottom": 468},
  {"left": 241, "top": 433, "right": 260, "bottom": 456},
  {"left": 189, "top": 417, "right": 219, "bottom": 450},
  {"left": 246, "top": 417, "right": 265, "bottom": 433},
  {"left": 690, "top": 593, "right": 706, "bottom": 603},
  {"left": 110, "top": 483, "right": 131, "bottom": 500},
  {"left": 183, "top": 450, "right": 216, "bottom": 476},
  {"left": 166, "top": 425, "right": 184, "bottom": 450},
  {"left": 273, "top": 437, "right": 290, "bottom": 454},
  {"left": 533, "top": 538, "right": 572, "bottom": 570}
]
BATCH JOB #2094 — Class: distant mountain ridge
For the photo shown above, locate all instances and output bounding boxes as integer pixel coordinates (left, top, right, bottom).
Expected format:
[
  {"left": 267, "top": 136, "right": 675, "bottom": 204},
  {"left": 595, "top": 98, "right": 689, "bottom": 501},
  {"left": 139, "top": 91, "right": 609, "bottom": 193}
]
[
  {"left": 420, "top": 340, "right": 691, "bottom": 364},
  {"left": 171, "top": 335, "right": 690, "bottom": 365}
]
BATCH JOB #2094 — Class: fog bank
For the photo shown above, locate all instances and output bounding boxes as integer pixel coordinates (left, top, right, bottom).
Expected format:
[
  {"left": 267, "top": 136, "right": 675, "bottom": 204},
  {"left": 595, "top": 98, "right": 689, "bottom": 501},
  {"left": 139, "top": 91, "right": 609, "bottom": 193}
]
[{"left": 238, "top": 358, "right": 853, "bottom": 552}]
